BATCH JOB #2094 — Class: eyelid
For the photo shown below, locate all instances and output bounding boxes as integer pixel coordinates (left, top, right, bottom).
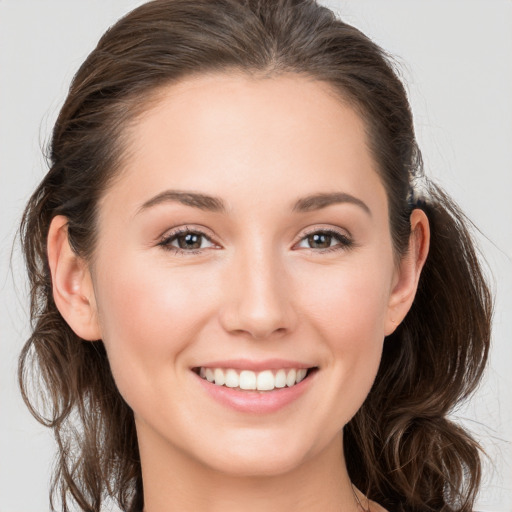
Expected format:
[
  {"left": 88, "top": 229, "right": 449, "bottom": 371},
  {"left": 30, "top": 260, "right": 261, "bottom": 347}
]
[
  {"left": 157, "top": 225, "right": 221, "bottom": 253},
  {"left": 295, "top": 225, "right": 352, "bottom": 243},
  {"left": 293, "top": 225, "right": 354, "bottom": 252},
  {"left": 158, "top": 224, "right": 216, "bottom": 241}
]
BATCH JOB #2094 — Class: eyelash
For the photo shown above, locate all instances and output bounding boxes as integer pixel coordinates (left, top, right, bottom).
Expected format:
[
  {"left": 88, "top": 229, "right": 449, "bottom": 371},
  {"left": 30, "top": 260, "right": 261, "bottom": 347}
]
[
  {"left": 298, "top": 227, "right": 354, "bottom": 253},
  {"left": 157, "top": 226, "right": 353, "bottom": 256},
  {"left": 158, "top": 226, "right": 215, "bottom": 255}
]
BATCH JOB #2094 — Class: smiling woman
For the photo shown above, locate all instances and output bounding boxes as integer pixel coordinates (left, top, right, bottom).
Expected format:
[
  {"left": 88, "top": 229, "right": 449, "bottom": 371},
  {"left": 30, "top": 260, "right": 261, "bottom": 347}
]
[{"left": 17, "top": 1, "right": 491, "bottom": 512}]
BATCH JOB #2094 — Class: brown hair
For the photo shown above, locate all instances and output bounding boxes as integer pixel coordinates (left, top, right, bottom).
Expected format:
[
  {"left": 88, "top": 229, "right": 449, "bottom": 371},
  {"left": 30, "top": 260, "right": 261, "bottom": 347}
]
[{"left": 18, "top": 1, "right": 492, "bottom": 511}]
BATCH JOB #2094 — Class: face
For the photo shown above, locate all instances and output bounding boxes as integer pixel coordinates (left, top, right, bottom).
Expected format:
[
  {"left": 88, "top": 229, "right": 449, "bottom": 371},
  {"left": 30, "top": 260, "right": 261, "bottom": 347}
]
[{"left": 86, "top": 73, "right": 404, "bottom": 476}]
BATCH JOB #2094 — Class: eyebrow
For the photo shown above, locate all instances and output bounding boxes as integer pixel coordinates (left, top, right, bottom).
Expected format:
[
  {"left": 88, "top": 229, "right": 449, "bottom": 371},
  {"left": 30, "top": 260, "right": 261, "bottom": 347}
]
[
  {"left": 138, "top": 190, "right": 371, "bottom": 216},
  {"left": 292, "top": 192, "right": 371, "bottom": 215},
  {"left": 138, "top": 190, "right": 226, "bottom": 213}
]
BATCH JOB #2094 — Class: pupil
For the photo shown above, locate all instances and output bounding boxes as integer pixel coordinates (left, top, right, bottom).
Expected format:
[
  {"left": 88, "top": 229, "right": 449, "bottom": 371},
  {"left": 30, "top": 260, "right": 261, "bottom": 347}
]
[
  {"left": 179, "top": 233, "right": 201, "bottom": 249},
  {"left": 309, "top": 233, "right": 331, "bottom": 248}
]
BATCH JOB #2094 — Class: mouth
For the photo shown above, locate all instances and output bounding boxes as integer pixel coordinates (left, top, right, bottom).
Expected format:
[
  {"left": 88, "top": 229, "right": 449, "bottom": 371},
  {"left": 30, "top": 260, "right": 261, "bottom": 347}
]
[{"left": 192, "top": 366, "right": 319, "bottom": 392}]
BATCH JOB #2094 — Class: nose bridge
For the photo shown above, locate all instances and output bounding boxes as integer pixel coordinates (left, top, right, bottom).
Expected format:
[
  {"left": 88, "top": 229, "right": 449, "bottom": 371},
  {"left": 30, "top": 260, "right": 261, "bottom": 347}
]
[{"left": 221, "top": 237, "right": 295, "bottom": 339}]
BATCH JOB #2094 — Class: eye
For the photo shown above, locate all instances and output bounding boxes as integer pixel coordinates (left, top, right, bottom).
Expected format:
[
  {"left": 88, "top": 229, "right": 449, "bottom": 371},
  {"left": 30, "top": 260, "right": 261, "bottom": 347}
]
[
  {"left": 158, "top": 227, "right": 217, "bottom": 254},
  {"left": 296, "top": 229, "right": 353, "bottom": 252}
]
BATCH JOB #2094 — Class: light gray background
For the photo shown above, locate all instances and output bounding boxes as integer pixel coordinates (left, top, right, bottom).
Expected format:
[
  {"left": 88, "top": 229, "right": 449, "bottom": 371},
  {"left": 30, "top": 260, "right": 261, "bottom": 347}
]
[{"left": 1, "top": 1, "right": 511, "bottom": 510}]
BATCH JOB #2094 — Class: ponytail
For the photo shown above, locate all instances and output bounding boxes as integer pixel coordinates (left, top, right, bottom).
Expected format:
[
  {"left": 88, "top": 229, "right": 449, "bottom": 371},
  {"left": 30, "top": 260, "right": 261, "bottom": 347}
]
[{"left": 345, "top": 183, "right": 492, "bottom": 511}]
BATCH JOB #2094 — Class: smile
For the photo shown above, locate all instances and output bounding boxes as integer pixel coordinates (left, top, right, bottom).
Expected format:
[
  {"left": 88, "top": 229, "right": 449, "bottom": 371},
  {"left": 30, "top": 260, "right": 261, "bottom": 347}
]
[
  {"left": 196, "top": 367, "right": 310, "bottom": 391},
  {"left": 192, "top": 360, "right": 318, "bottom": 413}
]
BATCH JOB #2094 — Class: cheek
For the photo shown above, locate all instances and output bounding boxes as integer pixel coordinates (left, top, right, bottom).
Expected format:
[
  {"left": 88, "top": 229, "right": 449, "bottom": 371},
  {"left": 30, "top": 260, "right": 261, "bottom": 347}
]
[
  {"left": 295, "top": 254, "right": 393, "bottom": 420},
  {"left": 299, "top": 256, "right": 393, "bottom": 347},
  {"left": 92, "top": 253, "right": 217, "bottom": 401}
]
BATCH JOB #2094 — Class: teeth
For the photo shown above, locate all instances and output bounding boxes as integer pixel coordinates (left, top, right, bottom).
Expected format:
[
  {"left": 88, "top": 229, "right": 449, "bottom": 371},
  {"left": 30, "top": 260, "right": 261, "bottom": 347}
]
[
  {"left": 285, "top": 369, "right": 297, "bottom": 387},
  {"left": 239, "top": 370, "right": 257, "bottom": 390},
  {"left": 275, "top": 369, "right": 286, "bottom": 388},
  {"left": 197, "top": 367, "right": 311, "bottom": 391},
  {"left": 256, "top": 370, "right": 274, "bottom": 391},
  {"left": 213, "top": 368, "right": 225, "bottom": 386},
  {"left": 296, "top": 368, "right": 307, "bottom": 383},
  {"left": 224, "top": 369, "right": 239, "bottom": 388}
]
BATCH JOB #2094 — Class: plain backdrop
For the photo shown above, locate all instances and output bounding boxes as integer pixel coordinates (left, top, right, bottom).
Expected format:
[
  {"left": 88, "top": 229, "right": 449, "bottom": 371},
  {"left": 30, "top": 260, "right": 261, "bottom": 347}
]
[{"left": 1, "top": 1, "right": 511, "bottom": 511}]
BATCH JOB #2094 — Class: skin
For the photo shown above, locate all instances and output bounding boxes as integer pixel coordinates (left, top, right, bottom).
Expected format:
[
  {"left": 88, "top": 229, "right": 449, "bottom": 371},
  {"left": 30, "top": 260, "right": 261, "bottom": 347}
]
[{"left": 47, "top": 73, "right": 429, "bottom": 512}]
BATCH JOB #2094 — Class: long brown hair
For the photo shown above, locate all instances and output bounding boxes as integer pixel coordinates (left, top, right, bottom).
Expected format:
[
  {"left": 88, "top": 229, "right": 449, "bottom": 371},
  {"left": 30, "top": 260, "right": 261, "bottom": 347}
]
[{"left": 18, "top": 1, "right": 492, "bottom": 510}]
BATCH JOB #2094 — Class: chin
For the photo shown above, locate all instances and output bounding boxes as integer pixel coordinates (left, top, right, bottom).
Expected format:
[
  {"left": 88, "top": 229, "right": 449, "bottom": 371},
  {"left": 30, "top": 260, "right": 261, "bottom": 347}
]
[
  {"left": 204, "top": 450, "right": 307, "bottom": 478},
  {"left": 190, "top": 428, "right": 328, "bottom": 478}
]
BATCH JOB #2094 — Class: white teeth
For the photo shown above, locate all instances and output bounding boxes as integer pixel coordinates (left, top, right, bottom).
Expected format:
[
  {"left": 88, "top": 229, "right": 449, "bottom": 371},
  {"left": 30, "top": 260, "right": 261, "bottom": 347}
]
[
  {"left": 256, "top": 370, "right": 275, "bottom": 391},
  {"left": 197, "top": 367, "right": 311, "bottom": 391},
  {"left": 296, "top": 368, "right": 307, "bottom": 383},
  {"left": 275, "top": 369, "right": 287, "bottom": 388},
  {"left": 239, "top": 370, "right": 257, "bottom": 390},
  {"left": 213, "top": 368, "right": 225, "bottom": 386},
  {"left": 285, "top": 369, "right": 297, "bottom": 387},
  {"left": 224, "top": 369, "right": 239, "bottom": 388}
]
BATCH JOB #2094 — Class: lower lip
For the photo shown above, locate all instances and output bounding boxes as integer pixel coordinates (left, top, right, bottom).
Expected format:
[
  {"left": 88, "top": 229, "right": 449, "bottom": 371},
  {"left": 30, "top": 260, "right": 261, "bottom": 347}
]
[{"left": 193, "top": 370, "right": 317, "bottom": 414}]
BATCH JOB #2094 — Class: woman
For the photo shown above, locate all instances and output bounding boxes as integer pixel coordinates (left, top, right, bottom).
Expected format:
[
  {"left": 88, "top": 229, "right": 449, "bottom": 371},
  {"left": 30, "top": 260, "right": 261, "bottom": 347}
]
[{"left": 18, "top": 0, "right": 492, "bottom": 511}]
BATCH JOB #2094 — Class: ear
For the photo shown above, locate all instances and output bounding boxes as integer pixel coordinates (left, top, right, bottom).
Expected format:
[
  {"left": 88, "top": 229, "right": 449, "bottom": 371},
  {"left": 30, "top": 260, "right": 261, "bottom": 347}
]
[
  {"left": 385, "top": 209, "right": 430, "bottom": 335},
  {"left": 47, "top": 215, "right": 102, "bottom": 341}
]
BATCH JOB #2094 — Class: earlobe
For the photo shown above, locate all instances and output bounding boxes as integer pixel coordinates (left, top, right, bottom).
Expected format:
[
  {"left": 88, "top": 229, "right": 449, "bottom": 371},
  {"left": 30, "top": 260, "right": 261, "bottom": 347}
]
[
  {"left": 47, "top": 215, "right": 102, "bottom": 341},
  {"left": 385, "top": 209, "right": 430, "bottom": 335}
]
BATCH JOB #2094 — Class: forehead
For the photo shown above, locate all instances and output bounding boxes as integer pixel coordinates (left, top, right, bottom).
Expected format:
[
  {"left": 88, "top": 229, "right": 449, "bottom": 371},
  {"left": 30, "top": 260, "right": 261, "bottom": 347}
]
[{"left": 102, "top": 72, "right": 384, "bottom": 216}]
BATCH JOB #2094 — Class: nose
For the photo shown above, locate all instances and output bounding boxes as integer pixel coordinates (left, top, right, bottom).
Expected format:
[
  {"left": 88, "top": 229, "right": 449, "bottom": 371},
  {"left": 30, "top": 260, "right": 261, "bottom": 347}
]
[{"left": 219, "top": 244, "right": 297, "bottom": 340}]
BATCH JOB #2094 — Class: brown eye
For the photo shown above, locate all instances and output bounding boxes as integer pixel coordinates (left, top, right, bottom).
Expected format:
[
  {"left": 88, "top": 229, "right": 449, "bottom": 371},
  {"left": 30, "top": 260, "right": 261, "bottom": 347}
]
[
  {"left": 176, "top": 232, "right": 203, "bottom": 250},
  {"left": 296, "top": 229, "right": 353, "bottom": 252},
  {"left": 159, "top": 228, "right": 216, "bottom": 253},
  {"left": 307, "top": 233, "right": 333, "bottom": 249}
]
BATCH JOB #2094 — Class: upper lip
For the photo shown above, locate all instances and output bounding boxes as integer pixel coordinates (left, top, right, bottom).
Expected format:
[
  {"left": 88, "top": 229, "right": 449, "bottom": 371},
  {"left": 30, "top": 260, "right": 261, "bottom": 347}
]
[{"left": 192, "top": 358, "right": 316, "bottom": 372}]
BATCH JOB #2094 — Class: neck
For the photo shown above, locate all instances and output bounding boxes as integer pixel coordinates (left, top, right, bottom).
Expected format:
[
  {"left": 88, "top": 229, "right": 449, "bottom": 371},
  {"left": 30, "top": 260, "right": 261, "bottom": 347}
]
[{"left": 138, "top": 427, "right": 360, "bottom": 512}]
